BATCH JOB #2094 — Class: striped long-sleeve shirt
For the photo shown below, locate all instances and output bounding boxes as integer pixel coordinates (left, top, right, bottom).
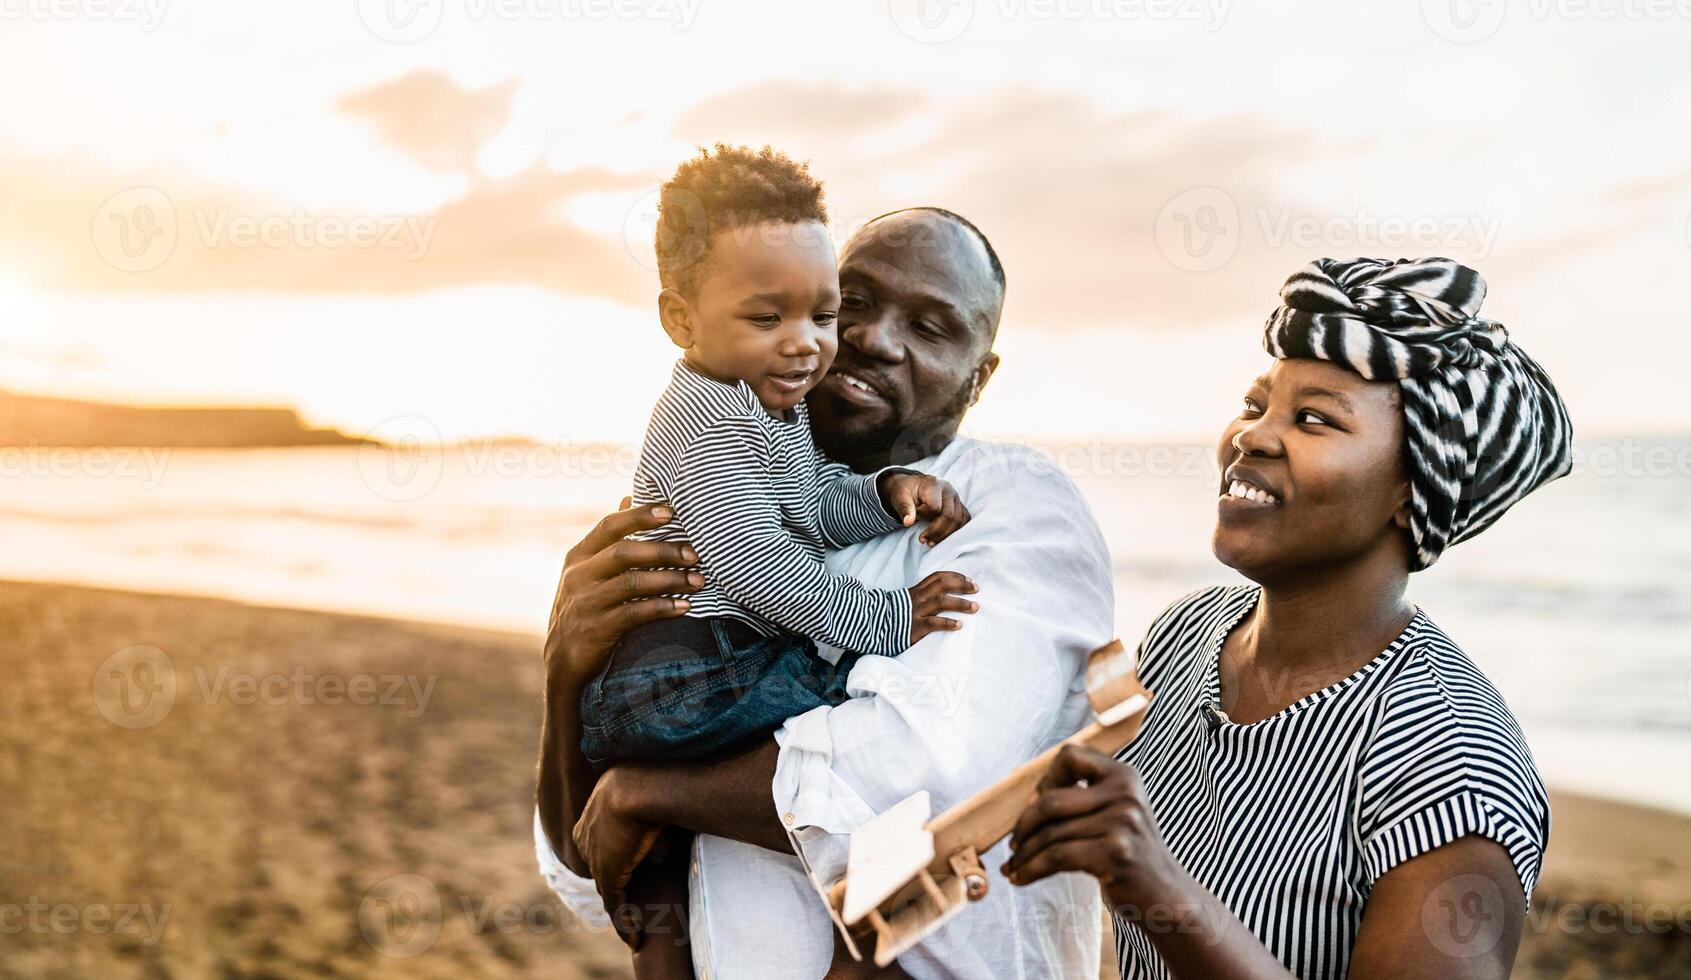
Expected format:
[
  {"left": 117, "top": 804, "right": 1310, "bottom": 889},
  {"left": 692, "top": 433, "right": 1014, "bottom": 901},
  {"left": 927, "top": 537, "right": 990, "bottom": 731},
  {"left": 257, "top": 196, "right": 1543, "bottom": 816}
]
[
  {"left": 1114, "top": 585, "right": 1550, "bottom": 980},
  {"left": 628, "top": 360, "right": 915, "bottom": 656}
]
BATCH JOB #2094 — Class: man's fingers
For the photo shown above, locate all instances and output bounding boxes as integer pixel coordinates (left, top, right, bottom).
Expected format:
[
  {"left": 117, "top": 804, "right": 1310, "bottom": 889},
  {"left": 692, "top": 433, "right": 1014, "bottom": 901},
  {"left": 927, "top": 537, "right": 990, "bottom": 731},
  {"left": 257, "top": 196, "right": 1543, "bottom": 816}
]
[
  {"left": 595, "top": 567, "right": 704, "bottom": 605},
  {"left": 577, "top": 538, "right": 698, "bottom": 589},
  {"left": 571, "top": 503, "right": 676, "bottom": 565},
  {"left": 607, "top": 596, "right": 693, "bottom": 633}
]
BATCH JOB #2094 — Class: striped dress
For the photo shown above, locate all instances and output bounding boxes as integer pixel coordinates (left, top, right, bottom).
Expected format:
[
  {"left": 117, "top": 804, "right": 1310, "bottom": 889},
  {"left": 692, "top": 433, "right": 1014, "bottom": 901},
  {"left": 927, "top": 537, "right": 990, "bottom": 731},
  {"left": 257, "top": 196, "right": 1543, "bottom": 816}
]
[
  {"left": 629, "top": 360, "right": 914, "bottom": 656},
  {"left": 1114, "top": 586, "right": 1549, "bottom": 980}
]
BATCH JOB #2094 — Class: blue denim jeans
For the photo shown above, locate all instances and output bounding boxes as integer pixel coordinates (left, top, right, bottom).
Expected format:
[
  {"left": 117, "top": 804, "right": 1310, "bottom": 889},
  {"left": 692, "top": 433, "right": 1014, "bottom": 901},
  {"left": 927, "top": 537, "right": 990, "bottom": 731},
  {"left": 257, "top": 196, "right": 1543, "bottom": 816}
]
[{"left": 579, "top": 616, "right": 864, "bottom": 771}]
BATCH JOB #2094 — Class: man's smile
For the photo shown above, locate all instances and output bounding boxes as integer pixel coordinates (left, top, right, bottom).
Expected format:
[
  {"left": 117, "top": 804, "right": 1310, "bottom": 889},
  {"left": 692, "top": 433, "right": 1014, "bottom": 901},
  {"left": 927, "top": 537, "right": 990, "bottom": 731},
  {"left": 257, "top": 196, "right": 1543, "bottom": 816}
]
[{"left": 822, "top": 368, "right": 892, "bottom": 408}]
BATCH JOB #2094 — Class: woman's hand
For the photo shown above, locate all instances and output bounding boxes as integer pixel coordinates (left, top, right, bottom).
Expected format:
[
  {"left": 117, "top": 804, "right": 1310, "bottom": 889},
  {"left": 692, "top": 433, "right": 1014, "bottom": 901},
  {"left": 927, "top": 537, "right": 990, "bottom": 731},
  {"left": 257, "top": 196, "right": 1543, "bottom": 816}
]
[
  {"left": 1002, "top": 744, "right": 1185, "bottom": 911},
  {"left": 543, "top": 500, "right": 703, "bottom": 691}
]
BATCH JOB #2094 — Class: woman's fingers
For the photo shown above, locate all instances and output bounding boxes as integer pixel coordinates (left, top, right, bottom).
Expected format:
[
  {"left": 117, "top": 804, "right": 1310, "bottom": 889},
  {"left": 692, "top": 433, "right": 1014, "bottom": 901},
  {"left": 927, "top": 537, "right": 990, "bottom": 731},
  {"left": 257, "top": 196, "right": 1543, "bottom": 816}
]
[
  {"left": 1003, "top": 837, "right": 1114, "bottom": 887},
  {"left": 1040, "top": 742, "right": 1120, "bottom": 790},
  {"left": 1010, "top": 780, "right": 1117, "bottom": 846},
  {"left": 1007, "top": 809, "right": 1126, "bottom": 875}
]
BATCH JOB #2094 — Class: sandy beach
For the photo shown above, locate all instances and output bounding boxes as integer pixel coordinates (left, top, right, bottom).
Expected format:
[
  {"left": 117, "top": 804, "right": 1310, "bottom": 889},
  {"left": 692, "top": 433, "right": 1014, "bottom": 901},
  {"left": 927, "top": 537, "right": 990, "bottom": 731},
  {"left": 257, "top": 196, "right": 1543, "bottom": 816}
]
[{"left": 2, "top": 580, "right": 1685, "bottom": 979}]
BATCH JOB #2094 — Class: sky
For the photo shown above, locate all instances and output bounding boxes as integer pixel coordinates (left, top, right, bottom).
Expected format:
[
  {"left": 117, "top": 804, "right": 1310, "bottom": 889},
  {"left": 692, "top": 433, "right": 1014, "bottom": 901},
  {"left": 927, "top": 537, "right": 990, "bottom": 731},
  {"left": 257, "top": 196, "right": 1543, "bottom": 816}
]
[{"left": 1, "top": 0, "right": 1688, "bottom": 442}]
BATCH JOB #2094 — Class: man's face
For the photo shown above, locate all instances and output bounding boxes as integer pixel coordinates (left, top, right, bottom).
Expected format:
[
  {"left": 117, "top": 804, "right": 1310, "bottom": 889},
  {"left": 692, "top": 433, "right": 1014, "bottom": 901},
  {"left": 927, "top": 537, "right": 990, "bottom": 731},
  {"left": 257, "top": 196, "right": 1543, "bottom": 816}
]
[{"left": 808, "top": 210, "right": 1003, "bottom": 469}]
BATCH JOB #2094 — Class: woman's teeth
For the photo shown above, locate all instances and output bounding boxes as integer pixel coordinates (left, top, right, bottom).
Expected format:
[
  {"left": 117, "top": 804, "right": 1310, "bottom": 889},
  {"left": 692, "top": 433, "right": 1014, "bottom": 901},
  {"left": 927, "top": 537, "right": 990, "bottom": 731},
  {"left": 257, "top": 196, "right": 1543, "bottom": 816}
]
[{"left": 1226, "top": 480, "right": 1279, "bottom": 505}]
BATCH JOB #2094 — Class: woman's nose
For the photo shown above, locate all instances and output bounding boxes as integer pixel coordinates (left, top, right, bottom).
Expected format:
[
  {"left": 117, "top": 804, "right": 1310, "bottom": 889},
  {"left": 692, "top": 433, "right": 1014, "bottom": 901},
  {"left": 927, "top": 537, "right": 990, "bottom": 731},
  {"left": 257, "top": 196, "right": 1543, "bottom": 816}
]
[{"left": 1234, "top": 417, "right": 1282, "bottom": 457}]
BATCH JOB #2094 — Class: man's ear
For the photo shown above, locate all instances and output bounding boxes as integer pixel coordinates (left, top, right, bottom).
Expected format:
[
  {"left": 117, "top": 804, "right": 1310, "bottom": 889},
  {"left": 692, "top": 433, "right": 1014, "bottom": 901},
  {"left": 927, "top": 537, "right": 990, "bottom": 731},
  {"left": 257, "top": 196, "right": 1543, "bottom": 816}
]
[
  {"left": 657, "top": 288, "right": 697, "bottom": 349},
  {"left": 968, "top": 352, "right": 1000, "bottom": 406}
]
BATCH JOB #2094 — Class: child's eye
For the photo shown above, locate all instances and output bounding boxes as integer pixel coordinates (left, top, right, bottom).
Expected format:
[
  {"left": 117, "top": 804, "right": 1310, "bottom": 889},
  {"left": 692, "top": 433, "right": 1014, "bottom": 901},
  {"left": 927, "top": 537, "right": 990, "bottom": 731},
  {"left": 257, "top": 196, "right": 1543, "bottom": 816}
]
[
  {"left": 748, "top": 314, "right": 780, "bottom": 327},
  {"left": 815, "top": 312, "right": 838, "bottom": 327},
  {"left": 1297, "top": 410, "right": 1330, "bottom": 426},
  {"left": 1240, "top": 397, "right": 1262, "bottom": 416}
]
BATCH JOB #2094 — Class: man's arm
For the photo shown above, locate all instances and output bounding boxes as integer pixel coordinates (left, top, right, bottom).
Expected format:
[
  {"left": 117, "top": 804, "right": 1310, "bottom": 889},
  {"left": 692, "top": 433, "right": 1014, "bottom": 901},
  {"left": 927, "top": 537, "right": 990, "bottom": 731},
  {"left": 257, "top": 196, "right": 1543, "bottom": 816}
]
[{"left": 534, "top": 502, "right": 702, "bottom": 873}]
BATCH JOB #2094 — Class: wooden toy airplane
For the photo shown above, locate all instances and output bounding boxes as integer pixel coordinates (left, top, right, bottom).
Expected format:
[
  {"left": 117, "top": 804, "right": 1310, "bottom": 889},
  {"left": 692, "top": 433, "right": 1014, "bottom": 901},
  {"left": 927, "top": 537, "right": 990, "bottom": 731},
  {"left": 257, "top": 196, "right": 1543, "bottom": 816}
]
[{"left": 825, "top": 639, "right": 1153, "bottom": 965}]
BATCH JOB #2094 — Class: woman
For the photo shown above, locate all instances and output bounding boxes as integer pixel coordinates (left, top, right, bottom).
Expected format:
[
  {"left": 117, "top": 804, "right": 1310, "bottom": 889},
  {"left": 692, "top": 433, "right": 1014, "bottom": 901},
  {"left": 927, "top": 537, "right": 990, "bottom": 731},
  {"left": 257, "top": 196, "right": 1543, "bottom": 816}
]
[{"left": 1004, "top": 258, "right": 1572, "bottom": 979}]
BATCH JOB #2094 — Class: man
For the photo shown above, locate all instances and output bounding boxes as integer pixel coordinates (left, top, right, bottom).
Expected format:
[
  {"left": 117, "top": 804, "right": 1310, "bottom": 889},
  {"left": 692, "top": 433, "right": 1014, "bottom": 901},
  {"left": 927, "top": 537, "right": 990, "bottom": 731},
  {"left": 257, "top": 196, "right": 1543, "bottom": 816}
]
[{"left": 536, "top": 207, "right": 1117, "bottom": 977}]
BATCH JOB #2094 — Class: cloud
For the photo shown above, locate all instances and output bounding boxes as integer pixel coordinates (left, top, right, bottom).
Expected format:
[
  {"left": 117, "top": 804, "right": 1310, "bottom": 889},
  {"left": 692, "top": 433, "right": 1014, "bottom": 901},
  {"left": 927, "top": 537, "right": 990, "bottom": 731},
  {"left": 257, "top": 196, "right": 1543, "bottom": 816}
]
[{"left": 337, "top": 71, "right": 519, "bottom": 174}]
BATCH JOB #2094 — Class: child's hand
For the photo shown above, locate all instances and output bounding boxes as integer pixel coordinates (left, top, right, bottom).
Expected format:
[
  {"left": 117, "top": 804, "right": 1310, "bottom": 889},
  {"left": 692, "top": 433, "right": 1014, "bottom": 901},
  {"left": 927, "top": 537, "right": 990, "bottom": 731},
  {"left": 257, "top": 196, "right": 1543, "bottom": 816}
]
[
  {"left": 907, "top": 571, "right": 978, "bottom": 645},
  {"left": 879, "top": 473, "right": 972, "bottom": 545}
]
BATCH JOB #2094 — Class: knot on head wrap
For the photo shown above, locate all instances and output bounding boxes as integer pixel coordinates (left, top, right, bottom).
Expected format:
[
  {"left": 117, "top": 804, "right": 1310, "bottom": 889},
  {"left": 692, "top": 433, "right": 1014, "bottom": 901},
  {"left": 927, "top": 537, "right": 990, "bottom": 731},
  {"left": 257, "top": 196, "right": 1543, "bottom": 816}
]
[{"left": 1263, "top": 257, "right": 1573, "bottom": 571}]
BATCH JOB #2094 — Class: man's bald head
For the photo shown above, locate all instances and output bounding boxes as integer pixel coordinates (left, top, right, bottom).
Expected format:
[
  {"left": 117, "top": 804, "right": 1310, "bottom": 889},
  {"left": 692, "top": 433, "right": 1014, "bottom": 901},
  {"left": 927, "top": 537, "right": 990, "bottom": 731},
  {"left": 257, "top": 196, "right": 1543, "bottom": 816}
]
[{"left": 808, "top": 207, "right": 1006, "bottom": 470}]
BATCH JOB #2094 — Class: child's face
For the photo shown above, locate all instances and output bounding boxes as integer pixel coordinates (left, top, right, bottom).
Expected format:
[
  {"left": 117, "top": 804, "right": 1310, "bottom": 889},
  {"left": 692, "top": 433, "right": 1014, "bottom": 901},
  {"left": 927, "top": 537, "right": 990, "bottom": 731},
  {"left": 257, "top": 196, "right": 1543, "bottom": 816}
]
[{"left": 674, "top": 220, "right": 841, "bottom": 414}]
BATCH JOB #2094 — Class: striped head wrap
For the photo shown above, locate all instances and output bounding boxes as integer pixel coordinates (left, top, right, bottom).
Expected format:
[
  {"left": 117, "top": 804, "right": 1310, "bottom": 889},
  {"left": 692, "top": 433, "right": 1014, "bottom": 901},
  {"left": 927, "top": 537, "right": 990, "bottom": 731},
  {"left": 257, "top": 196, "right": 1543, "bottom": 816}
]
[{"left": 1263, "top": 257, "right": 1572, "bottom": 570}]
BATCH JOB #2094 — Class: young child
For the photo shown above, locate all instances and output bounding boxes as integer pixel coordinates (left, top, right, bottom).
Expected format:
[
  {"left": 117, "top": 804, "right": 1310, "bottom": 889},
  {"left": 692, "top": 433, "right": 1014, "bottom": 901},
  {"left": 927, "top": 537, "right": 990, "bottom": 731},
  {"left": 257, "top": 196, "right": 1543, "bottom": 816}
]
[{"left": 578, "top": 146, "right": 978, "bottom": 976}]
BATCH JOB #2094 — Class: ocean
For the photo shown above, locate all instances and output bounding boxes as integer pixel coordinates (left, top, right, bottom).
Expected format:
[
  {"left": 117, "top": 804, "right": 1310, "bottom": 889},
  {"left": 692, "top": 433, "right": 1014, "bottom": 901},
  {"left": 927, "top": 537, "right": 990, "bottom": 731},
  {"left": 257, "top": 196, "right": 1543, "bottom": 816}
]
[{"left": 4, "top": 435, "right": 1687, "bottom": 814}]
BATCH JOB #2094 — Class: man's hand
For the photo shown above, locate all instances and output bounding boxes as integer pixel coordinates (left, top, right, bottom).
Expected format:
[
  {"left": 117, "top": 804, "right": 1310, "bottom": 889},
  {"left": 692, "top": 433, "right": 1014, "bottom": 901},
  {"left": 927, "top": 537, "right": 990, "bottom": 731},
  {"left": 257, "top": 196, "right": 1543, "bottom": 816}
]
[
  {"left": 544, "top": 501, "right": 704, "bottom": 688},
  {"left": 536, "top": 500, "right": 703, "bottom": 875},
  {"left": 573, "top": 765, "right": 667, "bottom": 950},
  {"left": 878, "top": 472, "right": 971, "bottom": 545}
]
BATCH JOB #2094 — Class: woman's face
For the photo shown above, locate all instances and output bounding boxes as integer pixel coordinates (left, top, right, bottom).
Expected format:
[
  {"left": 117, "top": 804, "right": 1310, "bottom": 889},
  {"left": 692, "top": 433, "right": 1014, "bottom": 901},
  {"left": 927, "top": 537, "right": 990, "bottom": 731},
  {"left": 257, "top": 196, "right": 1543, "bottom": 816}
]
[{"left": 1212, "top": 358, "right": 1413, "bottom": 580}]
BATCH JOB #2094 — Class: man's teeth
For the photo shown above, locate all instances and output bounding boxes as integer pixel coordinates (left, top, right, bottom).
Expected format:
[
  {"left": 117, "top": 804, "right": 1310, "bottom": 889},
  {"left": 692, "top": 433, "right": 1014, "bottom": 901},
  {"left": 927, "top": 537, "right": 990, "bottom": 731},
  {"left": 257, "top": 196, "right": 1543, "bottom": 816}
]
[
  {"left": 840, "top": 374, "right": 873, "bottom": 393},
  {"left": 1227, "top": 480, "right": 1279, "bottom": 505}
]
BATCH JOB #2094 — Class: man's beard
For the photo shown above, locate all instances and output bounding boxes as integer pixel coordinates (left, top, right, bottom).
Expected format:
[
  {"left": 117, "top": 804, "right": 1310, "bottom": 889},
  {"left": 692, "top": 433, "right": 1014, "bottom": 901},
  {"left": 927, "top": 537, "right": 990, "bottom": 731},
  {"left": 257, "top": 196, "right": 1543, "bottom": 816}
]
[{"left": 814, "top": 373, "right": 974, "bottom": 469}]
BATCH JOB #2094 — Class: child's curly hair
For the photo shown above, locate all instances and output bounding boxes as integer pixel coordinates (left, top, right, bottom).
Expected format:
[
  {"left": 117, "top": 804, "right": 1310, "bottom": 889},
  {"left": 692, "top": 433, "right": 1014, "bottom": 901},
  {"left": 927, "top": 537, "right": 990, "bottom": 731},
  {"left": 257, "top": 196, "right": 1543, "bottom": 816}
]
[{"left": 655, "top": 144, "right": 828, "bottom": 295}]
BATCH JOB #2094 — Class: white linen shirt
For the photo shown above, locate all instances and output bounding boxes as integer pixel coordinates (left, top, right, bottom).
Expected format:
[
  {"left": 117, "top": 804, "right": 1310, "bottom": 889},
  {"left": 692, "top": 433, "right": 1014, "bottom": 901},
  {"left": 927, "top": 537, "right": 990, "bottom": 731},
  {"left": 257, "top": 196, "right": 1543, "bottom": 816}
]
[{"left": 535, "top": 436, "right": 1117, "bottom": 978}]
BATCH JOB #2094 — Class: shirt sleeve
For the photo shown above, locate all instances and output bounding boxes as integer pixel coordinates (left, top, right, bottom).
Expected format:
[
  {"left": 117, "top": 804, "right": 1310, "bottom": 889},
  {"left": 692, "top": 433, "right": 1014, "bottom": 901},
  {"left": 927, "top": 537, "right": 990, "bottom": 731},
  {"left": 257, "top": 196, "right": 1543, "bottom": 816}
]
[
  {"left": 1354, "top": 667, "right": 1551, "bottom": 907},
  {"left": 673, "top": 416, "right": 913, "bottom": 656},
  {"left": 771, "top": 444, "right": 1116, "bottom": 880},
  {"left": 531, "top": 810, "right": 613, "bottom": 929},
  {"left": 811, "top": 458, "right": 916, "bottom": 549}
]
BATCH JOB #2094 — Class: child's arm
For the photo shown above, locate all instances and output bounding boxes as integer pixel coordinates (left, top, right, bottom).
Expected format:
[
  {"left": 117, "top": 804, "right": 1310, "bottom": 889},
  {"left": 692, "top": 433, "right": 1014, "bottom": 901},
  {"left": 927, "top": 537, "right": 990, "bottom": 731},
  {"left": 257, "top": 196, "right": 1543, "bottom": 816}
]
[
  {"left": 673, "top": 419, "right": 967, "bottom": 656},
  {"left": 813, "top": 461, "right": 972, "bottom": 548}
]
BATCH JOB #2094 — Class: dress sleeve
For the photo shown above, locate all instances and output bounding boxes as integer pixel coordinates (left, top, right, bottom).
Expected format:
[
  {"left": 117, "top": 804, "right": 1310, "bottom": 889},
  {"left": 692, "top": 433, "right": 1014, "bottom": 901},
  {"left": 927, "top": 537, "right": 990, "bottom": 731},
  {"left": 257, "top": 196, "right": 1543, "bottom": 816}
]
[{"left": 1354, "top": 667, "right": 1551, "bottom": 907}]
